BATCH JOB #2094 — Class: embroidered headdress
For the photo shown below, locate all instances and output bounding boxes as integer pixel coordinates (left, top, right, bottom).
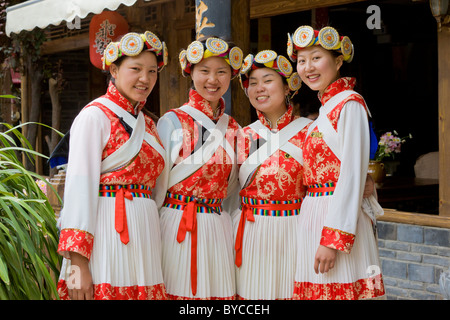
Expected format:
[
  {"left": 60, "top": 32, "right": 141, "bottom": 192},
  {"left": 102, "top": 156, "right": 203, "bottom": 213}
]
[
  {"left": 239, "top": 50, "right": 302, "bottom": 98},
  {"left": 287, "top": 26, "right": 354, "bottom": 63},
  {"left": 179, "top": 37, "right": 244, "bottom": 78},
  {"left": 102, "top": 31, "right": 168, "bottom": 71}
]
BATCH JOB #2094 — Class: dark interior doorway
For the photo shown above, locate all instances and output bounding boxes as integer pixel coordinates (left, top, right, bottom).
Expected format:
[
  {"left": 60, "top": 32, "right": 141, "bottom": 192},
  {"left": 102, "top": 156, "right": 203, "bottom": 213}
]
[{"left": 261, "top": 0, "right": 438, "bottom": 178}]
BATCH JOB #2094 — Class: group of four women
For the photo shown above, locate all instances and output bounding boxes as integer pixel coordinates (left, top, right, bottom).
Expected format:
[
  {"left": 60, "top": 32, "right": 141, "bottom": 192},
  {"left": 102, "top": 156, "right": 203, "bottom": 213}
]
[{"left": 55, "top": 24, "right": 385, "bottom": 300}]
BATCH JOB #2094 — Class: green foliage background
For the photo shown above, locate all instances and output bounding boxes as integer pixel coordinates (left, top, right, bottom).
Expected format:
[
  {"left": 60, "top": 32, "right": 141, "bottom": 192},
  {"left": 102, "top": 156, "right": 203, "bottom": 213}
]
[{"left": 0, "top": 120, "right": 61, "bottom": 299}]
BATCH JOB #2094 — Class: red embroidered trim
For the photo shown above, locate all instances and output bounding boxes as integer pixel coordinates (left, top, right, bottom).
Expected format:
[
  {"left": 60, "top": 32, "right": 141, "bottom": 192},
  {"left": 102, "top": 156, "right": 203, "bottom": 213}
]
[
  {"left": 320, "top": 77, "right": 357, "bottom": 106},
  {"left": 256, "top": 105, "right": 294, "bottom": 130},
  {"left": 327, "top": 93, "right": 368, "bottom": 131},
  {"left": 105, "top": 81, "right": 145, "bottom": 114},
  {"left": 167, "top": 293, "right": 236, "bottom": 300},
  {"left": 187, "top": 89, "right": 225, "bottom": 120},
  {"left": 57, "top": 228, "right": 94, "bottom": 260},
  {"left": 320, "top": 226, "right": 355, "bottom": 253},
  {"left": 293, "top": 275, "right": 385, "bottom": 300},
  {"left": 57, "top": 279, "right": 167, "bottom": 300}
]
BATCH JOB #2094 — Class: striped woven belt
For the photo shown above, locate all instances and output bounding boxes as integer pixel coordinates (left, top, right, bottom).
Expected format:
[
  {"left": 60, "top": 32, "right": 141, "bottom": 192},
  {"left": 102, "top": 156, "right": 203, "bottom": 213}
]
[
  {"left": 163, "top": 192, "right": 223, "bottom": 214},
  {"left": 240, "top": 197, "right": 302, "bottom": 217},
  {"left": 99, "top": 184, "right": 153, "bottom": 198},
  {"left": 235, "top": 196, "right": 302, "bottom": 268},
  {"left": 98, "top": 184, "right": 153, "bottom": 245},
  {"left": 306, "top": 182, "right": 336, "bottom": 197}
]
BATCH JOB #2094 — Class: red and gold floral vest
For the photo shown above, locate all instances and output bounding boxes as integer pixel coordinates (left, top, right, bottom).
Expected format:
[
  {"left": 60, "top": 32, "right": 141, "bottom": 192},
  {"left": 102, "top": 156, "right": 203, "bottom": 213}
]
[
  {"left": 167, "top": 89, "right": 240, "bottom": 199},
  {"left": 86, "top": 82, "right": 165, "bottom": 187},
  {"left": 238, "top": 105, "right": 309, "bottom": 201},
  {"left": 303, "top": 77, "right": 368, "bottom": 186}
]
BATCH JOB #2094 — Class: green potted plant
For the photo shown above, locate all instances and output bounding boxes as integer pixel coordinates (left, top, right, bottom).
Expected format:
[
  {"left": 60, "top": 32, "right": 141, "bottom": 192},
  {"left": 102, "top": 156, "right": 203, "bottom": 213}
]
[{"left": 0, "top": 120, "right": 61, "bottom": 299}]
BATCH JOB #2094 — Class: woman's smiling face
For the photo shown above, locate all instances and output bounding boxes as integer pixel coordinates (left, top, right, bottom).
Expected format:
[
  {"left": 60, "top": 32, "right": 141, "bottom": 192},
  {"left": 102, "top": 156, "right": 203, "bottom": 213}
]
[
  {"left": 190, "top": 56, "right": 232, "bottom": 108},
  {"left": 247, "top": 68, "right": 289, "bottom": 121},
  {"left": 110, "top": 51, "right": 158, "bottom": 106},
  {"left": 296, "top": 45, "right": 343, "bottom": 95}
]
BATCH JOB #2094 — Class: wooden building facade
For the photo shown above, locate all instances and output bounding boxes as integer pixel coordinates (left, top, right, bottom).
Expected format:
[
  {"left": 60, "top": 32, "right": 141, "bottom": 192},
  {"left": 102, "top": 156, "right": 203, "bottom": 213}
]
[
  {"left": 4, "top": 0, "right": 450, "bottom": 226},
  {"left": 3, "top": 0, "right": 450, "bottom": 300}
]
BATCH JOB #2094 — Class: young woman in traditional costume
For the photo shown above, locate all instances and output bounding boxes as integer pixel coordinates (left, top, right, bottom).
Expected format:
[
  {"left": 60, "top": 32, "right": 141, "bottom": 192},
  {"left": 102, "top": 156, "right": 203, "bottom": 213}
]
[
  {"left": 153, "top": 36, "right": 243, "bottom": 299},
  {"left": 288, "top": 25, "right": 385, "bottom": 300},
  {"left": 56, "top": 31, "right": 168, "bottom": 300},
  {"left": 233, "top": 50, "right": 309, "bottom": 300}
]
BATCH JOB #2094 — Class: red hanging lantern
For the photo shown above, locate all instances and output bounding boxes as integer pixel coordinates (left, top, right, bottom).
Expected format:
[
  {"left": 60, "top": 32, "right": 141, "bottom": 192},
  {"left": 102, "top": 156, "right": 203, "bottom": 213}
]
[{"left": 89, "top": 11, "right": 129, "bottom": 69}]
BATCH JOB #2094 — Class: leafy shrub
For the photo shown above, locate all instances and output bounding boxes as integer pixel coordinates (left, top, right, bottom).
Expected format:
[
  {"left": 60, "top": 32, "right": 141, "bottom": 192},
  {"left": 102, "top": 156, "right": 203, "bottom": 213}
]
[{"left": 0, "top": 122, "right": 61, "bottom": 299}]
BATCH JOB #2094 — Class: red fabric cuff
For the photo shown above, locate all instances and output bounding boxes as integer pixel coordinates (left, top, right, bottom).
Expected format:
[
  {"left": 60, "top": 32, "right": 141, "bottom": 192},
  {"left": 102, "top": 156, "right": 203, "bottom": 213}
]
[
  {"left": 320, "top": 226, "right": 355, "bottom": 253},
  {"left": 57, "top": 228, "right": 94, "bottom": 260}
]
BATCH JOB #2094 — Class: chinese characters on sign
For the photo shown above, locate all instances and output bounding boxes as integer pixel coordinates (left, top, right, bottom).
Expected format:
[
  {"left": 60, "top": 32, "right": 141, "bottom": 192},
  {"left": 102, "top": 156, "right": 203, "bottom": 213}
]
[
  {"left": 89, "top": 11, "right": 129, "bottom": 69},
  {"left": 93, "top": 19, "right": 116, "bottom": 55}
]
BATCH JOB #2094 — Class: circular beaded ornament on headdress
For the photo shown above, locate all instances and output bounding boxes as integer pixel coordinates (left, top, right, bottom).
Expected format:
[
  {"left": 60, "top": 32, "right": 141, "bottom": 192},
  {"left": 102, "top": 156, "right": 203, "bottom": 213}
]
[
  {"left": 287, "top": 33, "right": 294, "bottom": 61},
  {"left": 104, "top": 42, "right": 120, "bottom": 66},
  {"left": 255, "top": 50, "right": 277, "bottom": 64},
  {"left": 340, "top": 36, "right": 352, "bottom": 57},
  {"left": 179, "top": 50, "right": 187, "bottom": 70},
  {"left": 120, "top": 32, "right": 144, "bottom": 56},
  {"left": 241, "top": 54, "right": 254, "bottom": 74},
  {"left": 229, "top": 46, "right": 244, "bottom": 70},
  {"left": 318, "top": 27, "right": 340, "bottom": 50},
  {"left": 144, "top": 31, "right": 163, "bottom": 51},
  {"left": 287, "top": 72, "right": 302, "bottom": 93},
  {"left": 276, "top": 55, "right": 293, "bottom": 76},
  {"left": 239, "top": 51, "right": 301, "bottom": 98},
  {"left": 206, "top": 37, "right": 229, "bottom": 55},
  {"left": 102, "top": 31, "right": 168, "bottom": 71},
  {"left": 347, "top": 44, "right": 355, "bottom": 63},
  {"left": 288, "top": 25, "right": 354, "bottom": 63},
  {"left": 186, "top": 41, "right": 204, "bottom": 64},
  {"left": 293, "top": 25, "right": 315, "bottom": 48},
  {"left": 162, "top": 41, "right": 169, "bottom": 66},
  {"left": 179, "top": 37, "right": 243, "bottom": 77}
]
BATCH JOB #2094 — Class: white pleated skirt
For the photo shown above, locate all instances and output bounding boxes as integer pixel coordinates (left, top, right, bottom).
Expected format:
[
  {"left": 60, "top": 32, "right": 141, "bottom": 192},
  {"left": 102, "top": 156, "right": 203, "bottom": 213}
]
[
  {"left": 232, "top": 208, "right": 299, "bottom": 300},
  {"left": 159, "top": 206, "right": 236, "bottom": 299},
  {"left": 58, "top": 197, "right": 166, "bottom": 300},
  {"left": 293, "top": 195, "right": 385, "bottom": 300}
]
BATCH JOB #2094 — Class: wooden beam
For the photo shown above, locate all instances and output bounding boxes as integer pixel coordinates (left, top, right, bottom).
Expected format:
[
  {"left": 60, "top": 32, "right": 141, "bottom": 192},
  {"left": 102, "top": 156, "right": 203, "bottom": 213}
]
[
  {"left": 250, "top": 0, "right": 367, "bottom": 19},
  {"left": 379, "top": 209, "right": 450, "bottom": 229},
  {"left": 137, "top": 0, "right": 174, "bottom": 6},
  {"left": 20, "top": 71, "right": 29, "bottom": 143},
  {"left": 125, "top": 3, "right": 144, "bottom": 30},
  {"left": 0, "top": 64, "right": 12, "bottom": 124},
  {"left": 438, "top": 27, "right": 450, "bottom": 217},
  {"left": 231, "top": 0, "right": 251, "bottom": 127},
  {"left": 257, "top": 17, "right": 271, "bottom": 51},
  {"left": 159, "top": 0, "right": 192, "bottom": 116},
  {"left": 41, "top": 33, "right": 89, "bottom": 55},
  {"left": 174, "top": 12, "right": 195, "bottom": 30}
]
